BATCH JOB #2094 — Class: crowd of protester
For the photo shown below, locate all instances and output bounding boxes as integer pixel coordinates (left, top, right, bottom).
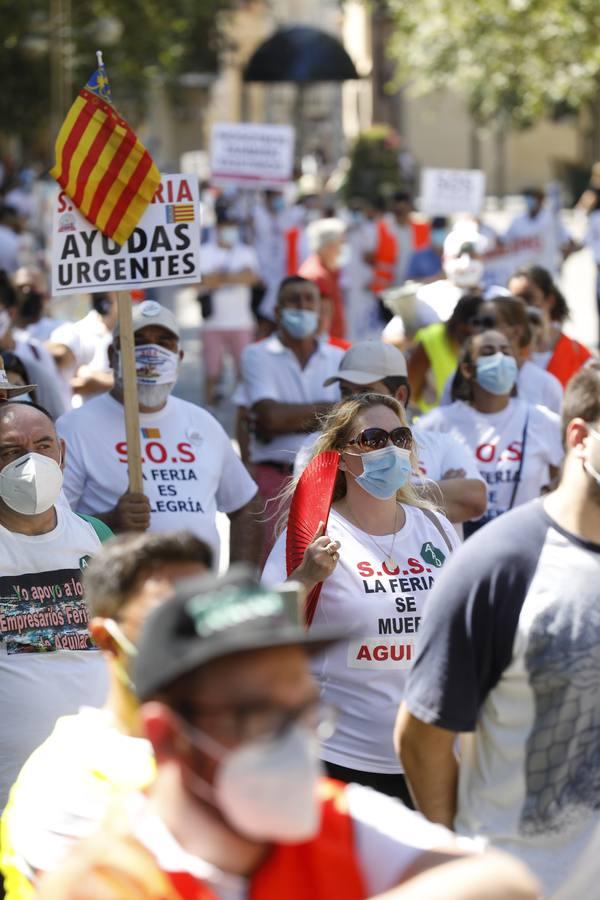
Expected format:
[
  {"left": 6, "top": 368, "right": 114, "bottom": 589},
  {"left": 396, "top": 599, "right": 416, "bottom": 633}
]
[{"left": 0, "top": 163, "right": 597, "bottom": 898}]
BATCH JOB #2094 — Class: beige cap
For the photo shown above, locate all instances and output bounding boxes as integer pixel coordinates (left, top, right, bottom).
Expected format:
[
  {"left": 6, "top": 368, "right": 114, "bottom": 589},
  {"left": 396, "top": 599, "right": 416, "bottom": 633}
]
[
  {"left": 113, "top": 300, "right": 180, "bottom": 340},
  {"left": 323, "top": 341, "right": 408, "bottom": 387},
  {"left": 0, "top": 364, "right": 36, "bottom": 399}
]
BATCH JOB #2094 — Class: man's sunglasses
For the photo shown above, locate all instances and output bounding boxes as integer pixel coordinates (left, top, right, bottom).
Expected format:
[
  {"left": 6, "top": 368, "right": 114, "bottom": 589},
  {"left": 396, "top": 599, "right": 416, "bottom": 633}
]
[{"left": 346, "top": 426, "right": 413, "bottom": 452}]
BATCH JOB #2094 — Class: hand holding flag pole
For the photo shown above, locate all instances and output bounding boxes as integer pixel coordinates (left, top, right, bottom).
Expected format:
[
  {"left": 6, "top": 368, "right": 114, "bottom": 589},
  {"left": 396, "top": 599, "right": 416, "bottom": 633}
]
[{"left": 50, "top": 52, "right": 160, "bottom": 499}]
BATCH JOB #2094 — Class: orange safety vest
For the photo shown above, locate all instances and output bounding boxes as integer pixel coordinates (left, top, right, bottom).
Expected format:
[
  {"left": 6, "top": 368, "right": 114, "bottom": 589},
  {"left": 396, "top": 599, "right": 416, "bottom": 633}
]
[
  {"left": 411, "top": 219, "right": 430, "bottom": 250},
  {"left": 285, "top": 226, "right": 301, "bottom": 275},
  {"left": 38, "top": 780, "right": 366, "bottom": 900},
  {"left": 370, "top": 220, "right": 397, "bottom": 294},
  {"left": 547, "top": 332, "right": 592, "bottom": 388}
]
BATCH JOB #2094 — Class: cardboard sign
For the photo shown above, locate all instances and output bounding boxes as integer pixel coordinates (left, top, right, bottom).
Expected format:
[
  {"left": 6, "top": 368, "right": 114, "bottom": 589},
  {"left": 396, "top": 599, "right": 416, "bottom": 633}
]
[
  {"left": 420, "top": 168, "right": 486, "bottom": 216},
  {"left": 210, "top": 123, "right": 295, "bottom": 189},
  {"left": 51, "top": 174, "right": 201, "bottom": 296}
]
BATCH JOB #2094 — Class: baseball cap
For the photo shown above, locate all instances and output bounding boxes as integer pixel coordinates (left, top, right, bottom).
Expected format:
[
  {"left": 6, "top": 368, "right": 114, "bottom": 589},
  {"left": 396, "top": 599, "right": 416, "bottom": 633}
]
[
  {"left": 323, "top": 340, "right": 407, "bottom": 387},
  {"left": 113, "top": 300, "right": 180, "bottom": 340},
  {"left": 134, "top": 566, "right": 347, "bottom": 701},
  {"left": 0, "top": 363, "right": 35, "bottom": 399}
]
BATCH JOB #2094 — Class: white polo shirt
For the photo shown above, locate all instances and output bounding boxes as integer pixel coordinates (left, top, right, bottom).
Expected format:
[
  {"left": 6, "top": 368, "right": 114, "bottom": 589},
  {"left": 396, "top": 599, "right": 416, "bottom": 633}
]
[{"left": 240, "top": 335, "right": 343, "bottom": 465}]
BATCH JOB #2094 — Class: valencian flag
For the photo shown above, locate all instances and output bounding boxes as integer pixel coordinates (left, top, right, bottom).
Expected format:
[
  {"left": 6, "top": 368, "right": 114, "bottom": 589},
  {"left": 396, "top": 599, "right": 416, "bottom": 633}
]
[{"left": 50, "top": 56, "right": 160, "bottom": 246}]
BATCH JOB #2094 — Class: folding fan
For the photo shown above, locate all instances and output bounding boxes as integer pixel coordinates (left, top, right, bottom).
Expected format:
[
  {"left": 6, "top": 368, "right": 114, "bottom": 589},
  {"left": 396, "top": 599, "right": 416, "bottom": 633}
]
[{"left": 286, "top": 450, "right": 340, "bottom": 626}]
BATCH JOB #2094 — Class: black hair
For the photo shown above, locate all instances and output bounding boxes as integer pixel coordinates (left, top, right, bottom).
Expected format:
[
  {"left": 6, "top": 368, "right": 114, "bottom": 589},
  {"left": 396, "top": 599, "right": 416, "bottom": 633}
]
[
  {"left": 431, "top": 216, "right": 448, "bottom": 229},
  {"left": 84, "top": 530, "right": 213, "bottom": 618},
  {"left": 0, "top": 270, "right": 17, "bottom": 310},
  {"left": 393, "top": 191, "right": 413, "bottom": 205},
  {"left": 510, "top": 265, "right": 569, "bottom": 323},
  {"left": 277, "top": 275, "right": 315, "bottom": 303},
  {"left": 91, "top": 292, "right": 113, "bottom": 317},
  {"left": 16, "top": 287, "right": 43, "bottom": 324},
  {"left": 446, "top": 293, "right": 483, "bottom": 342}
]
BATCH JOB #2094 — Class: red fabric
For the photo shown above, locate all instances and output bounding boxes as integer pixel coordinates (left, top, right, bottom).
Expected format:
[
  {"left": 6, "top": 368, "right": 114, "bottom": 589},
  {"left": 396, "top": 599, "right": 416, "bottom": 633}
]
[
  {"left": 286, "top": 226, "right": 301, "bottom": 275},
  {"left": 298, "top": 254, "right": 346, "bottom": 339},
  {"left": 164, "top": 780, "right": 366, "bottom": 900},
  {"left": 547, "top": 332, "right": 592, "bottom": 387},
  {"left": 328, "top": 335, "right": 352, "bottom": 350},
  {"left": 370, "top": 220, "right": 397, "bottom": 294},
  {"left": 411, "top": 219, "right": 431, "bottom": 250}
]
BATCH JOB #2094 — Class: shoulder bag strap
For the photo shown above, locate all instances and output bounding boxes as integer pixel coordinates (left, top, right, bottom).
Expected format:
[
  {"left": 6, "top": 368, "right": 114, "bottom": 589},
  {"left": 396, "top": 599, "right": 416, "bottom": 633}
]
[{"left": 420, "top": 507, "right": 455, "bottom": 554}]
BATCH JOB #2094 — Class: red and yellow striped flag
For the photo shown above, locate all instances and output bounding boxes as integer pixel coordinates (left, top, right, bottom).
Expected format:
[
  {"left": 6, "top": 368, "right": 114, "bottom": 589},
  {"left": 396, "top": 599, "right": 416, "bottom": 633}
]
[{"left": 50, "top": 63, "right": 160, "bottom": 246}]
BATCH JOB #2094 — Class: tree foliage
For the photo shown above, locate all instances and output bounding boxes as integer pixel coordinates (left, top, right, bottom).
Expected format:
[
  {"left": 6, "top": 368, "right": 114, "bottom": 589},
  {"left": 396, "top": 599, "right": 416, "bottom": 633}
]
[
  {"left": 343, "top": 125, "right": 406, "bottom": 201},
  {"left": 0, "top": 0, "right": 237, "bottom": 145},
  {"left": 387, "top": 0, "right": 600, "bottom": 127}
]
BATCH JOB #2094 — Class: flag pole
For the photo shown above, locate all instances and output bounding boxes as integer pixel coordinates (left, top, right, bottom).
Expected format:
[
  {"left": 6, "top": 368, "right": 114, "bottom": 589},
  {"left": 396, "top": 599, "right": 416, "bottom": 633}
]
[{"left": 117, "top": 291, "right": 144, "bottom": 493}]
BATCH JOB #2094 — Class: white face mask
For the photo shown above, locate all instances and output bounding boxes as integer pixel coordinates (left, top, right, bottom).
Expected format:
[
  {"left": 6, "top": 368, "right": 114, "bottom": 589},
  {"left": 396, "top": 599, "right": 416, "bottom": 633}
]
[
  {"left": 0, "top": 309, "right": 11, "bottom": 339},
  {"left": 116, "top": 345, "right": 179, "bottom": 407},
  {"left": 182, "top": 722, "right": 324, "bottom": 843},
  {"left": 0, "top": 451, "right": 63, "bottom": 515},
  {"left": 445, "top": 254, "right": 485, "bottom": 288}
]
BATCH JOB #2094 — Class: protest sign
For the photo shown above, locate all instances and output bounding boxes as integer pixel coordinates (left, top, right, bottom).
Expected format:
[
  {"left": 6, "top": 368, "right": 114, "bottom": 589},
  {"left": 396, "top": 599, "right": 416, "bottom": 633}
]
[
  {"left": 210, "top": 123, "right": 295, "bottom": 189},
  {"left": 420, "top": 168, "right": 486, "bottom": 216},
  {"left": 51, "top": 173, "right": 201, "bottom": 296}
]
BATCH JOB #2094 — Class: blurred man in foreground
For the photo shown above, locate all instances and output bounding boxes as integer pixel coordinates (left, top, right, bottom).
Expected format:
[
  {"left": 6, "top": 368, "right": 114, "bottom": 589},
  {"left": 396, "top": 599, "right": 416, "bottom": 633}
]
[{"left": 39, "top": 569, "right": 538, "bottom": 900}]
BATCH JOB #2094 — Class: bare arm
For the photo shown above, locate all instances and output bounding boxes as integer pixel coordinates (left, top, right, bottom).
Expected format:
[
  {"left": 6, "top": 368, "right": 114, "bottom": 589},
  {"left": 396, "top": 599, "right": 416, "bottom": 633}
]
[
  {"left": 228, "top": 493, "right": 263, "bottom": 565},
  {"left": 252, "top": 398, "right": 333, "bottom": 438},
  {"left": 436, "top": 477, "right": 487, "bottom": 524},
  {"left": 373, "top": 852, "right": 539, "bottom": 900},
  {"left": 394, "top": 703, "right": 458, "bottom": 828}
]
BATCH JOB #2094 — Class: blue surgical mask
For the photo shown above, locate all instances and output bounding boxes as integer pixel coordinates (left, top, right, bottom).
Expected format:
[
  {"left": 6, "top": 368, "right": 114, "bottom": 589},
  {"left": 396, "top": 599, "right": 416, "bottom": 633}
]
[
  {"left": 349, "top": 445, "right": 412, "bottom": 499},
  {"left": 431, "top": 227, "right": 447, "bottom": 249},
  {"left": 281, "top": 308, "right": 319, "bottom": 340},
  {"left": 272, "top": 196, "right": 285, "bottom": 213},
  {"left": 475, "top": 352, "right": 518, "bottom": 396}
]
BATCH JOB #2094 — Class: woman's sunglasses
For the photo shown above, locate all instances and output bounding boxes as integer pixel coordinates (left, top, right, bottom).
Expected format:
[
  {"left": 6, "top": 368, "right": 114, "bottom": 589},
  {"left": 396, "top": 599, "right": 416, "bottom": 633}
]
[{"left": 346, "top": 426, "right": 412, "bottom": 452}]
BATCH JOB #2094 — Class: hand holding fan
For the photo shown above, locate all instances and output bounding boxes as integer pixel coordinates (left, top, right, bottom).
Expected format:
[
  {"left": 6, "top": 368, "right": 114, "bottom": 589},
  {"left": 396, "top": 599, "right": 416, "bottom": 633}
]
[{"left": 286, "top": 450, "right": 340, "bottom": 626}]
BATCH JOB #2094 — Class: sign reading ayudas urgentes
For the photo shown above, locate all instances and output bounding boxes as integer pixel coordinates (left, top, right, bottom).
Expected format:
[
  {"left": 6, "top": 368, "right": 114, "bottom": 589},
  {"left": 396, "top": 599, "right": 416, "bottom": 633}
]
[{"left": 51, "top": 173, "right": 201, "bottom": 296}]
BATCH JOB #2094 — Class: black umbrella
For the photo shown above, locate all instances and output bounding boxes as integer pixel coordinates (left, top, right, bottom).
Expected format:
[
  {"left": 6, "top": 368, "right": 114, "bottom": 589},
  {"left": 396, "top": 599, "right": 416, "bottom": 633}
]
[{"left": 243, "top": 25, "right": 359, "bottom": 83}]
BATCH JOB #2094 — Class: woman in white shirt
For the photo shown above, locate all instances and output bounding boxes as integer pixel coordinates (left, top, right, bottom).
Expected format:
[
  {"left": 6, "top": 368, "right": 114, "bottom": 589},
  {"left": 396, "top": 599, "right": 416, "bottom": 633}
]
[
  {"left": 262, "top": 393, "right": 459, "bottom": 804},
  {"left": 419, "top": 329, "right": 563, "bottom": 537}
]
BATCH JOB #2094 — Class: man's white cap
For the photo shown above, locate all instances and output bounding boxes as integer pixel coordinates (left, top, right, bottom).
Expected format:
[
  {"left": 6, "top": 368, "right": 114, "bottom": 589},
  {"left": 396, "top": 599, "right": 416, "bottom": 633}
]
[
  {"left": 113, "top": 300, "right": 180, "bottom": 339},
  {"left": 443, "top": 223, "right": 490, "bottom": 259},
  {"left": 0, "top": 366, "right": 36, "bottom": 399},
  {"left": 306, "top": 217, "right": 346, "bottom": 253},
  {"left": 323, "top": 341, "right": 407, "bottom": 386}
]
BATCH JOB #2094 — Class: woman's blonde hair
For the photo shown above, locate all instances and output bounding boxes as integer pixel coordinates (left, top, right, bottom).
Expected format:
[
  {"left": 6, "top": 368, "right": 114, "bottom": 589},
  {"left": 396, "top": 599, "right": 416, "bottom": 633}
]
[{"left": 275, "top": 393, "right": 440, "bottom": 535}]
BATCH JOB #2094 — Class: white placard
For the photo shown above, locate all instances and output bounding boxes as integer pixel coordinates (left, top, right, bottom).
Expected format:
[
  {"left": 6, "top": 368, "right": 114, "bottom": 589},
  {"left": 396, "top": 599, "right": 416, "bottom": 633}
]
[
  {"left": 210, "top": 123, "right": 295, "bottom": 189},
  {"left": 420, "top": 168, "right": 486, "bottom": 216},
  {"left": 51, "top": 174, "right": 201, "bottom": 296}
]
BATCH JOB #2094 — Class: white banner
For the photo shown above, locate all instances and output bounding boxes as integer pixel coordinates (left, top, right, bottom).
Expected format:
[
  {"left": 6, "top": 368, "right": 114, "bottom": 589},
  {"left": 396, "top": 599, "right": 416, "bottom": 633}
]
[
  {"left": 420, "top": 168, "right": 486, "bottom": 216},
  {"left": 51, "top": 174, "right": 201, "bottom": 296},
  {"left": 483, "top": 236, "right": 546, "bottom": 287},
  {"left": 210, "top": 123, "right": 295, "bottom": 189}
]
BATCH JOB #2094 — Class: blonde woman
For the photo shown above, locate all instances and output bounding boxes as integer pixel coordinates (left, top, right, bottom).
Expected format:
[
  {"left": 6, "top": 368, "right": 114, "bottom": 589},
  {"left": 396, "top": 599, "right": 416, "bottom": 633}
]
[{"left": 262, "top": 393, "right": 458, "bottom": 804}]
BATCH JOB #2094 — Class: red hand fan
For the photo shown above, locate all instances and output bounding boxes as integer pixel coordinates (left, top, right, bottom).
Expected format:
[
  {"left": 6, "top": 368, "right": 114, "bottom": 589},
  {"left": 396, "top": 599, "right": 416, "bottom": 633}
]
[{"left": 286, "top": 450, "right": 340, "bottom": 626}]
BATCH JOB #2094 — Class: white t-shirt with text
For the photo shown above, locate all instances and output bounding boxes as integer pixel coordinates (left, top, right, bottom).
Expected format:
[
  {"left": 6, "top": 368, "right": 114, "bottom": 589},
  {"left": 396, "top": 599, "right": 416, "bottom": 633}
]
[
  {"left": 57, "top": 393, "right": 257, "bottom": 564},
  {"left": 418, "top": 398, "right": 563, "bottom": 525},
  {"left": 262, "top": 505, "right": 459, "bottom": 773},
  {"left": 0, "top": 507, "right": 109, "bottom": 812}
]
